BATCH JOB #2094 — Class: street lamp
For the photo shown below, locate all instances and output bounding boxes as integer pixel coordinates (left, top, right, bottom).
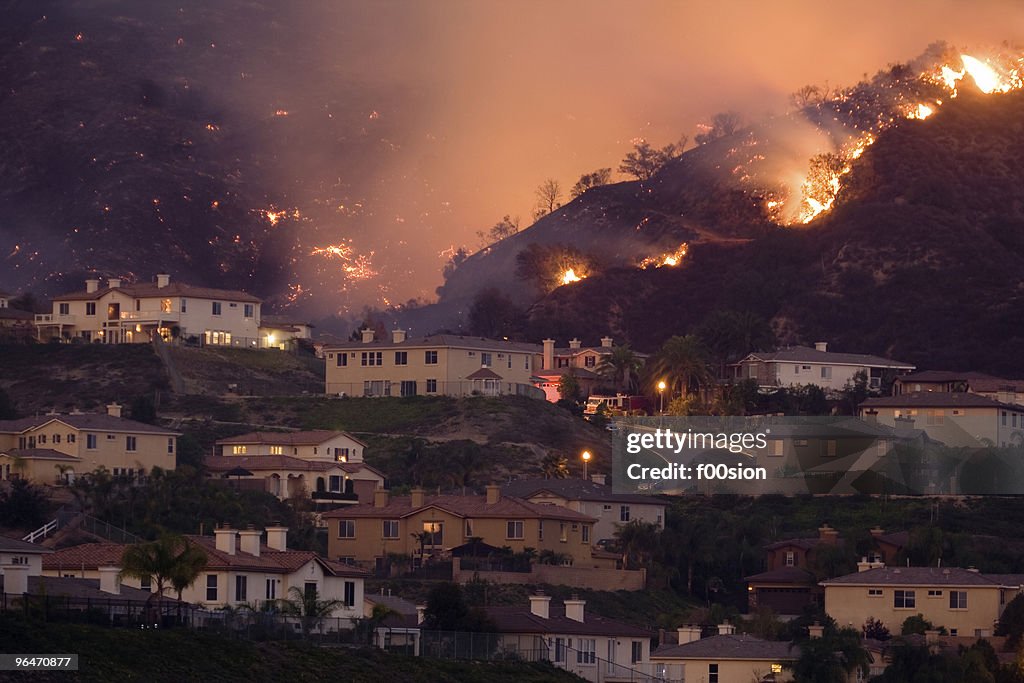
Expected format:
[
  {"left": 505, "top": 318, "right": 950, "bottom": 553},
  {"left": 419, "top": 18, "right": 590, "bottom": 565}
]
[
  {"left": 581, "top": 450, "right": 592, "bottom": 480},
  {"left": 657, "top": 380, "right": 667, "bottom": 414}
]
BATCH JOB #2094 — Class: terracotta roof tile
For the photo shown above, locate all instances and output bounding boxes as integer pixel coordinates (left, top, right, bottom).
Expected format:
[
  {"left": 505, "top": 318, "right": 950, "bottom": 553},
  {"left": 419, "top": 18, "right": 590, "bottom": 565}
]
[
  {"left": 322, "top": 494, "right": 596, "bottom": 522},
  {"left": 216, "top": 430, "right": 364, "bottom": 447}
]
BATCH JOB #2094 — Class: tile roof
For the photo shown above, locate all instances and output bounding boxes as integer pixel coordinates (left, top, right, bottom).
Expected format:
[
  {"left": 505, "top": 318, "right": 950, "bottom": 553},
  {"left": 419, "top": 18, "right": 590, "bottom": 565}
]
[
  {"left": 743, "top": 346, "right": 914, "bottom": 369},
  {"left": 531, "top": 367, "right": 600, "bottom": 380},
  {"left": 323, "top": 334, "right": 543, "bottom": 355},
  {"left": 1, "top": 576, "right": 158, "bottom": 602},
  {"left": 745, "top": 567, "right": 818, "bottom": 583},
  {"left": 216, "top": 430, "right": 364, "bottom": 447},
  {"left": 204, "top": 455, "right": 383, "bottom": 478},
  {"left": 0, "top": 414, "right": 179, "bottom": 436},
  {"left": 485, "top": 605, "right": 653, "bottom": 638},
  {"left": 43, "top": 542, "right": 126, "bottom": 570},
  {"left": 501, "top": 478, "right": 667, "bottom": 506},
  {"left": 364, "top": 594, "right": 419, "bottom": 616},
  {"left": 465, "top": 367, "right": 504, "bottom": 380},
  {"left": 860, "top": 392, "right": 1022, "bottom": 411},
  {"left": 260, "top": 315, "right": 314, "bottom": 328},
  {"left": 897, "top": 370, "right": 997, "bottom": 383},
  {"left": 52, "top": 281, "right": 260, "bottom": 303},
  {"left": 0, "top": 307, "right": 34, "bottom": 320},
  {"left": 0, "top": 535, "right": 54, "bottom": 554},
  {"left": 821, "top": 566, "right": 999, "bottom": 587},
  {"left": 322, "top": 493, "right": 596, "bottom": 522},
  {"left": 654, "top": 634, "right": 797, "bottom": 660},
  {"left": 1, "top": 448, "right": 82, "bottom": 462}
]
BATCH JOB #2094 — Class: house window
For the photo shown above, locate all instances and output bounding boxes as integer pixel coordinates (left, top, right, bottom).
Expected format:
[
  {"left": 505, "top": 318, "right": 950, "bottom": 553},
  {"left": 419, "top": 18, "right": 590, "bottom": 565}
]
[
  {"left": 582, "top": 525, "right": 590, "bottom": 543},
  {"left": 785, "top": 551, "right": 795, "bottom": 567},
  {"left": 335, "top": 448, "right": 349, "bottom": 462},
  {"left": 140, "top": 575, "right": 151, "bottom": 590},
  {"left": 243, "top": 304, "right": 254, "bottom": 318},
  {"left": 181, "top": 298, "right": 187, "bottom": 313},
  {"left": 270, "top": 446, "right": 283, "bottom": 455},
  {"left": 344, "top": 581, "right": 356, "bottom": 607},
  {"left": 507, "top": 520, "right": 524, "bottom": 539},
  {"left": 927, "top": 410, "right": 945, "bottom": 426},
  {"left": 560, "top": 523, "right": 567, "bottom": 542},
  {"left": 631, "top": 641, "right": 643, "bottom": 664},
  {"left": 337, "top": 520, "right": 356, "bottom": 538},
  {"left": 577, "top": 638, "right": 596, "bottom": 664},
  {"left": 465, "top": 520, "right": 473, "bottom": 537},
  {"left": 336, "top": 353, "right": 347, "bottom": 367},
  {"left": 383, "top": 520, "right": 399, "bottom": 539},
  {"left": 425, "top": 350, "right": 438, "bottom": 365},
  {"left": 395, "top": 351, "right": 408, "bottom": 365},
  {"left": 329, "top": 475, "right": 343, "bottom": 492},
  {"left": 771, "top": 439, "right": 784, "bottom": 456},
  {"left": 894, "top": 590, "right": 916, "bottom": 609},
  {"left": 53, "top": 434, "right": 61, "bottom": 444},
  {"left": 266, "top": 578, "right": 276, "bottom": 600},
  {"left": 950, "top": 591, "right": 967, "bottom": 609},
  {"left": 481, "top": 352, "right": 492, "bottom": 366},
  {"left": 620, "top": 505, "right": 630, "bottom": 522},
  {"left": 126, "top": 436, "right": 137, "bottom": 452},
  {"left": 68, "top": 434, "right": 76, "bottom": 443},
  {"left": 585, "top": 356, "right": 596, "bottom": 367},
  {"left": 206, "top": 575, "right": 218, "bottom": 601},
  {"left": 235, "top": 575, "right": 247, "bottom": 602},
  {"left": 39, "top": 435, "right": 47, "bottom": 445},
  {"left": 868, "top": 588, "right": 882, "bottom": 596},
  {"left": 167, "top": 438, "right": 174, "bottom": 454},
  {"left": 426, "top": 379, "right": 437, "bottom": 393},
  {"left": 709, "top": 663, "right": 719, "bottom": 683},
  {"left": 212, "top": 302, "right": 222, "bottom": 316},
  {"left": 927, "top": 589, "right": 943, "bottom": 598},
  {"left": 771, "top": 663, "right": 783, "bottom": 674},
  {"left": 423, "top": 521, "right": 443, "bottom": 546},
  {"left": 361, "top": 351, "right": 382, "bottom": 366},
  {"left": 508, "top": 355, "right": 512, "bottom": 369},
  {"left": 87, "top": 434, "right": 97, "bottom": 450},
  {"left": 59, "top": 303, "right": 70, "bottom": 315},
  {"left": 821, "top": 366, "right": 832, "bottom": 379},
  {"left": 232, "top": 446, "right": 247, "bottom": 455},
  {"left": 86, "top": 302, "right": 96, "bottom": 316},
  {"left": 400, "top": 380, "right": 417, "bottom": 397},
  {"left": 554, "top": 638, "right": 566, "bottom": 663},
  {"left": 538, "top": 521, "right": 543, "bottom": 541},
  {"left": 826, "top": 440, "right": 837, "bottom": 457}
]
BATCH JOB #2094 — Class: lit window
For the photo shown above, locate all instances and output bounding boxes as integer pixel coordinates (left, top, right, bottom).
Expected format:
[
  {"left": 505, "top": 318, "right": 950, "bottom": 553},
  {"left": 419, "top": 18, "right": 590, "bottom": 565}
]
[
  {"left": 232, "top": 446, "right": 247, "bottom": 455},
  {"left": 270, "top": 446, "right": 283, "bottom": 455},
  {"left": 161, "top": 299, "right": 172, "bottom": 313}
]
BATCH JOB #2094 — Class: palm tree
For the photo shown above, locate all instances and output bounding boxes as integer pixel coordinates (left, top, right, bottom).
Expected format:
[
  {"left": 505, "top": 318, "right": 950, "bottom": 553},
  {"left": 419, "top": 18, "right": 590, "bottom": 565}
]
[
  {"left": 597, "top": 345, "right": 642, "bottom": 392},
  {"left": 648, "top": 335, "right": 712, "bottom": 400},
  {"left": 614, "top": 520, "right": 662, "bottom": 570},
  {"left": 278, "top": 586, "right": 345, "bottom": 636},
  {"left": 120, "top": 534, "right": 208, "bottom": 608},
  {"left": 540, "top": 453, "right": 570, "bottom": 479}
]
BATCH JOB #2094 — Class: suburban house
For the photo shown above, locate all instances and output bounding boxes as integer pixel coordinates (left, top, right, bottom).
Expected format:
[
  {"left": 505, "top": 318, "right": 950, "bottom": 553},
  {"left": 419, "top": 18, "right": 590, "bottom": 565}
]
[
  {"left": 34, "top": 274, "right": 262, "bottom": 347},
  {"left": 734, "top": 343, "right": 915, "bottom": 393},
  {"left": 0, "top": 535, "right": 53, "bottom": 578},
  {"left": 500, "top": 476, "right": 667, "bottom": 543},
  {"left": 205, "top": 430, "right": 384, "bottom": 505},
  {"left": 323, "top": 330, "right": 545, "bottom": 398},
  {"left": 322, "top": 486, "right": 597, "bottom": 571},
  {"left": 0, "top": 291, "right": 34, "bottom": 341},
  {"left": 651, "top": 624, "right": 797, "bottom": 683},
  {"left": 0, "top": 404, "right": 179, "bottom": 484},
  {"left": 42, "top": 526, "right": 368, "bottom": 621},
  {"left": 258, "top": 314, "right": 314, "bottom": 351},
  {"left": 894, "top": 370, "right": 1024, "bottom": 407},
  {"left": 532, "top": 337, "right": 646, "bottom": 402},
  {"left": 821, "top": 565, "right": 1024, "bottom": 637},
  {"left": 746, "top": 525, "right": 843, "bottom": 615},
  {"left": 859, "top": 392, "right": 1024, "bottom": 447}
]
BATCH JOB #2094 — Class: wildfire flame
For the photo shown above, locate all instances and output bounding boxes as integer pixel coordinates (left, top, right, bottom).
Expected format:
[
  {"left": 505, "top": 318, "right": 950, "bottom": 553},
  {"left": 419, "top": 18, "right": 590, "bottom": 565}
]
[
  {"left": 311, "top": 242, "right": 378, "bottom": 281},
  {"left": 639, "top": 243, "right": 689, "bottom": 268},
  {"left": 561, "top": 268, "right": 583, "bottom": 285}
]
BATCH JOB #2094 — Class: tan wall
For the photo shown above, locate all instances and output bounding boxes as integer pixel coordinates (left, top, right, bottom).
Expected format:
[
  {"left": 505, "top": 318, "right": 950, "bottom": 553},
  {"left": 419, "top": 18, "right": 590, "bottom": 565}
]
[
  {"left": 327, "top": 510, "right": 594, "bottom": 565},
  {"left": 864, "top": 406, "right": 1024, "bottom": 448},
  {"left": 325, "top": 343, "right": 543, "bottom": 397},
  {"left": 453, "top": 559, "right": 645, "bottom": 591},
  {"left": 824, "top": 584, "right": 1001, "bottom": 636},
  {"left": 650, "top": 658, "right": 792, "bottom": 683},
  {"left": 221, "top": 434, "right": 364, "bottom": 461}
]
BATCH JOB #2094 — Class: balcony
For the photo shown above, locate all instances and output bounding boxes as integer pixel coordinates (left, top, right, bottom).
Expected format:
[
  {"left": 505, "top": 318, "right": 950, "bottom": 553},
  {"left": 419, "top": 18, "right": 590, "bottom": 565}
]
[
  {"left": 35, "top": 313, "right": 76, "bottom": 324},
  {"left": 120, "top": 310, "right": 180, "bottom": 322}
]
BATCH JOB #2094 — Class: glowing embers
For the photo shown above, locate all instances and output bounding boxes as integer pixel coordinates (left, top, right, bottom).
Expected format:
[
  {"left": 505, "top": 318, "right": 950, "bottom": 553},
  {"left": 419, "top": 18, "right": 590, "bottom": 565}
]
[
  {"left": 311, "top": 242, "right": 378, "bottom": 282},
  {"left": 639, "top": 243, "right": 689, "bottom": 269},
  {"left": 561, "top": 268, "right": 583, "bottom": 285}
]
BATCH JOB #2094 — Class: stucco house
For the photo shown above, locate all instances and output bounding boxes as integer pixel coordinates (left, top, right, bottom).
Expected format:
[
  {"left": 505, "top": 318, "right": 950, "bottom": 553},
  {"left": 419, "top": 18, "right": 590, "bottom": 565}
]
[
  {"left": 651, "top": 624, "right": 796, "bottom": 683},
  {"left": 735, "top": 343, "right": 915, "bottom": 393},
  {"left": 532, "top": 337, "right": 647, "bottom": 402},
  {"left": 34, "top": 274, "right": 263, "bottom": 347},
  {"left": 0, "top": 404, "right": 179, "bottom": 484},
  {"left": 0, "top": 291, "right": 34, "bottom": 341},
  {"left": 893, "top": 370, "right": 1024, "bottom": 407},
  {"left": 860, "top": 392, "right": 1024, "bottom": 448}
]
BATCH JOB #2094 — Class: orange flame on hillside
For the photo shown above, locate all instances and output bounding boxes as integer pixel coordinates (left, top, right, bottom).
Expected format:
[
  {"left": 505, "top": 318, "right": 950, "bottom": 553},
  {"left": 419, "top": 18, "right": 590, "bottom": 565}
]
[
  {"left": 561, "top": 268, "right": 583, "bottom": 285},
  {"left": 639, "top": 243, "right": 689, "bottom": 269}
]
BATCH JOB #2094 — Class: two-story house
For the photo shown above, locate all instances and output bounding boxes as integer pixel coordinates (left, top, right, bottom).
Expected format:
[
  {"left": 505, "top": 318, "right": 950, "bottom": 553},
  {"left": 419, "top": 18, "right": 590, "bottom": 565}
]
[
  {"left": 35, "top": 274, "right": 262, "bottom": 347},
  {"left": 532, "top": 337, "right": 647, "bottom": 402},
  {"left": 42, "top": 526, "right": 367, "bottom": 622},
  {"left": 0, "top": 404, "right": 179, "bottom": 483},
  {"left": 746, "top": 525, "right": 843, "bottom": 615},
  {"left": 322, "top": 486, "right": 597, "bottom": 572},
  {"left": 893, "top": 371, "right": 1024, "bottom": 407},
  {"left": 324, "top": 330, "right": 546, "bottom": 398},
  {"left": 651, "top": 624, "right": 797, "bottom": 683},
  {"left": 735, "top": 343, "right": 915, "bottom": 393},
  {"left": 205, "top": 430, "right": 384, "bottom": 505},
  {"left": 860, "top": 392, "right": 1024, "bottom": 448},
  {"left": 0, "top": 291, "right": 34, "bottom": 341}
]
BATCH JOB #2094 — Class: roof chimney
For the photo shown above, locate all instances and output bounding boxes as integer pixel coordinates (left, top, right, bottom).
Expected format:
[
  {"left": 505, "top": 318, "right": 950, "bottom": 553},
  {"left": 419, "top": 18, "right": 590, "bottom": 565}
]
[
  {"left": 529, "top": 591, "right": 551, "bottom": 619},
  {"left": 99, "top": 566, "right": 122, "bottom": 595},
  {"left": 106, "top": 403, "right": 122, "bottom": 418},
  {"left": 416, "top": 604, "right": 427, "bottom": 625},
  {"left": 600, "top": 336, "right": 613, "bottom": 348},
  {"left": 677, "top": 625, "right": 702, "bottom": 644},
  {"left": 265, "top": 526, "right": 288, "bottom": 552},
  {"left": 808, "top": 622, "right": 824, "bottom": 639},
  {"left": 238, "top": 527, "right": 261, "bottom": 557},
  {"left": 108, "top": 278, "right": 121, "bottom": 289},
  {"left": 2, "top": 564, "right": 29, "bottom": 595},
  {"left": 590, "top": 474, "right": 607, "bottom": 486},
  {"left": 485, "top": 484, "right": 500, "bottom": 505},
  {"left": 717, "top": 621, "right": 735, "bottom": 636},
  {"left": 569, "top": 338, "right": 582, "bottom": 350},
  {"left": 361, "top": 328, "right": 375, "bottom": 344},
  {"left": 156, "top": 273, "right": 170, "bottom": 288},
  {"left": 374, "top": 488, "right": 390, "bottom": 508},
  {"left": 818, "top": 525, "right": 839, "bottom": 545},
  {"left": 392, "top": 329, "right": 406, "bottom": 344},
  {"left": 410, "top": 488, "right": 425, "bottom": 508},
  {"left": 214, "top": 525, "right": 237, "bottom": 555},
  {"left": 564, "top": 595, "right": 585, "bottom": 623},
  {"left": 542, "top": 339, "right": 555, "bottom": 371},
  {"left": 85, "top": 278, "right": 100, "bottom": 293},
  {"left": 814, "top": 342, "right": 828, "bottom": 353}
]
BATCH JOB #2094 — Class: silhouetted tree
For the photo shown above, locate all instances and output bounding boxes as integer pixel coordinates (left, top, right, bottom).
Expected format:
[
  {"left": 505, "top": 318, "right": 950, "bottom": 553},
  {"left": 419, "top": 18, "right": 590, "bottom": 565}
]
[
  {"left": 130, "top": 395, "right": 158, "bottom": 424},
  {"left": 618, "top": 136, "right": 687, "bottom": 181},
  {"left": 570, "top": 168, "right": 612, "bottom": 199},
  {"left": 0, "top": 387, "right": 17, "bottom": 420},
  {"left": 476, "top": 215, "right": 520, "bottom": 247},
  {"left": 694, "top": 111, "right": 742, "bottom": 145},
  {"left": 533, "top": 179, "right": 563, "bottom": 220},
  {"left": 467, "top": 288, "right": 525, "bottom": 339}
]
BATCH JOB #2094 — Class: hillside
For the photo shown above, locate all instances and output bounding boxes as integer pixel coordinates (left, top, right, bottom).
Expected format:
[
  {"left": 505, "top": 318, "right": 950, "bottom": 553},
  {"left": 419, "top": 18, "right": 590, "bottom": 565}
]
[{"left": 0, "top": 616, "right": 580, "bottom": 683}]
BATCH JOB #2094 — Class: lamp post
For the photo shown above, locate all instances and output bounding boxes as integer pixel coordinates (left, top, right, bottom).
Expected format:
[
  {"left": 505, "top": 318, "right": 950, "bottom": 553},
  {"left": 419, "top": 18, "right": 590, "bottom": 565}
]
[
  {"left": 581, "top": 450, "right": 592, "bottom": 480},
  {"left": 657, "top": 380, "right": 666, "bottom": 414}
]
